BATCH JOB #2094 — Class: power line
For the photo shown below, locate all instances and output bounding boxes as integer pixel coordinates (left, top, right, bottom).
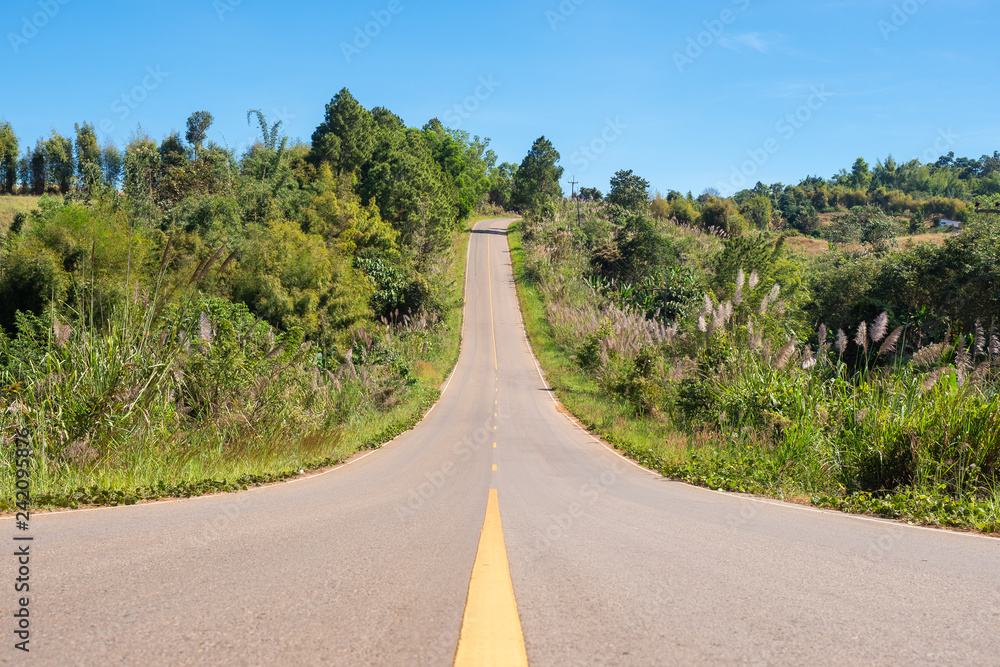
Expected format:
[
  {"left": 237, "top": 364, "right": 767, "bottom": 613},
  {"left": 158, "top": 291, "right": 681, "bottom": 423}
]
[{"left": 569, "top": 175, "right": 581, "bottom": 225}]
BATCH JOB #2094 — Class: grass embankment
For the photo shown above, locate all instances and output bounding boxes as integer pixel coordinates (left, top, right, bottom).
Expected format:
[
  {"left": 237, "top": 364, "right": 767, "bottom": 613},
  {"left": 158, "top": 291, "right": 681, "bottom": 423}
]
[
  {"left": 508, "top": 222, "right": 1000, "bottom": 534},
  {"left": 0, "top": 195, "right": 41, "bottom": 234},
  {"left": 509, "top": 223, "right": 720, "bottom": 476},
  {"left": 0, "top": 222, "right": 475, "bottom": 511},
  {"left": 508, "top": 228, "right": 689, "bottom": 469},
  {"left": 784, "top": 231, "right": 950, "bottom": 257}
]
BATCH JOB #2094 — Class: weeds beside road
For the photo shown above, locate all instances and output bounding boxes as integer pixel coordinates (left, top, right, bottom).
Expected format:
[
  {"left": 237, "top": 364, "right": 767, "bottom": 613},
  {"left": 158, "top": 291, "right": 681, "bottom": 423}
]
[
  {"left": 0, "top": 220, "right": 478, "bottom": 511},
  {"left": 508, "top": 217, "right": 999, "bottom": 534}
]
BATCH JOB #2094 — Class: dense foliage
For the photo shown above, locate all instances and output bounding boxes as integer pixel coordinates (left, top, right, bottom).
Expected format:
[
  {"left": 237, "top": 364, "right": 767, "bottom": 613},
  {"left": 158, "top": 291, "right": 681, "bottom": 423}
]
[
  {"left": 0, "top": 90, "right": 525, "bottom": 504},
  {"left": 4, "top": 97, "right": 998, "bottom": 527},
  {"left": 517, "top": 159, "right": 1000, "bottom": 531}
]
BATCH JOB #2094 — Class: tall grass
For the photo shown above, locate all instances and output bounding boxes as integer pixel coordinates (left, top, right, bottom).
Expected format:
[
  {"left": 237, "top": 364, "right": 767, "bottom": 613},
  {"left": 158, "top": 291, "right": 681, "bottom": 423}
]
[
  {"left": 0, "top": 222, "right": 473, "bottom": 509},
  {"left": 512, "top": 207, "right": 1000, "bottom": 533}
]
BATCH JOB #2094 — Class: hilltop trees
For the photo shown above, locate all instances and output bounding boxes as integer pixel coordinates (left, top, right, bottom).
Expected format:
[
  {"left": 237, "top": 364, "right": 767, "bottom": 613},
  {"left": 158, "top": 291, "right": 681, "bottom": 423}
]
[
  {"left": 0, "top": 90, "right": 538, "bottom": 500},
  {"left": 700, "top": 196, "right": 746, "bottom": 236},
  {"left": 306, "top": 90, "right": 503, "bottom": 261},
  {"left": 849, "top": 157, "right": 872, "bottom": 190},
  {"left": 606, "top": 169, "right": 650, "bottom": 212},
  {"left": 0, "top": 122, "right": 18, "bottom": 194},
  {"left": 511, "top": 136, "right": 563, "bottom": 212},
  {"left": 185, "top": 111, "right": 214, "bottom": 158},
  {"left": 122, "top": 133, "right": 160, "bottom": 213},
  {"left": 358, "top": 126, "right": 456, "bottom": 259},
  {"left": 102, "top": 142, "right": 123, "bottom": 187},
  {"left": 0, "top": 88, "right": 530, "bottom": 361},
  {"left": 74, "top": 122, "right": 102, "bottom": 189},
  {"left": 311, "top": 88, "right": 378, "bottom": 175},
  {"left": 0, "top": 88, "right": 516, "bottom": 343},
  {"left": 28, "top": 139, "right": 45, "bottom": 195},
  {"left": 488, "top": 162, "right": 518, "bottom": 210},
  {"left": 651, "top": 192, "right": 698, "bottom": 225},
  {"left": 422, "top": 119, "right": 495, "bottom": 220},
  {"left": 44, "top": 131, "right": 74, "bottom": 194},
  {"left": 739, "top": 194, "right": 774, "bottom": 229}
]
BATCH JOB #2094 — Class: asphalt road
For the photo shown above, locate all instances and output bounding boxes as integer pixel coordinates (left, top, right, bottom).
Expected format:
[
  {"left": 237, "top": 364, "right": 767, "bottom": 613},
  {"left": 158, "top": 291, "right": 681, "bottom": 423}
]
[{"left": 5, "top": 218, "right": 999, "bottom": 666}]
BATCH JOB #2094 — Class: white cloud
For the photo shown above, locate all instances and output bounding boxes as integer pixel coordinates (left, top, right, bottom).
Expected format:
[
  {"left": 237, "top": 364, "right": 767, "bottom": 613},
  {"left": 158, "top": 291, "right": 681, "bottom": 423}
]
[{"left": 719, "top": 32, "right": 770, "bottom": 53}]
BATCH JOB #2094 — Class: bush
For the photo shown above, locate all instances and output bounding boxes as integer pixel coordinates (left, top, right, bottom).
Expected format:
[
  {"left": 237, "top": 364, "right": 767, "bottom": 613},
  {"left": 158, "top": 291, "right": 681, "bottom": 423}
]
[
  {"left": 700, "top": 197, "right": 745, "bottom": 236},
  {"left": 10, "top": 210, "right": 27, "bottom": 235},
  {"left": 0, "top": 239, "right": 67, "bottom": 332}
]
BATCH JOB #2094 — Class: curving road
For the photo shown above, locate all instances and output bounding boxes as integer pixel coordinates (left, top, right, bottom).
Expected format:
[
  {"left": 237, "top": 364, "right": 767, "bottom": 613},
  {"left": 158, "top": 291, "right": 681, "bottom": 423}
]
[{"left": 5, "top": 218, "right": 999, "bottom": 666}]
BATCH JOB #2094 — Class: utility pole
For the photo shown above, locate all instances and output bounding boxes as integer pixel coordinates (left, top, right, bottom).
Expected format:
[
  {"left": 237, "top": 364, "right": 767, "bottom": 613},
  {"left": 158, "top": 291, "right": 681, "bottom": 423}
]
[{"left": 569, "top": 175, "right": 581, "bottom": 226}]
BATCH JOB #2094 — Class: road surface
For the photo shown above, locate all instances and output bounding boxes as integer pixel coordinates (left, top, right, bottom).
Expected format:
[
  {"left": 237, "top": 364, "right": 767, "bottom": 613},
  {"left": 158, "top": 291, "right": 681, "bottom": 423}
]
[{"left": 5, "top": 218, "right": 998, "bottom": 665}]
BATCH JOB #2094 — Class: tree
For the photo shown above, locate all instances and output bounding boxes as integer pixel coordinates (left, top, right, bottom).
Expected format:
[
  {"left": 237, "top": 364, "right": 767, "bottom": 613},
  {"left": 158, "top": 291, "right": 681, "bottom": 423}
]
[
  {"left": 510, "top": 136, "right": 563, "bottom": 212},
  {"left": 699, "top": 196, "right": 746, "bottom": 236},
  {"left": 160, "top": 132, "right": 187, "bottom": 168},
  {"left": 713, "top": 233, "right": 781, "bottom": 293},
  {"left": 123, "top": 133, "right": 161, "bottom": 220},
  {"left": 787, "top": 202, "right": 819, "bottom": 235},
  {"left": 740, "top": 194, "right": 774, "bottom": 229},
  {"left": 606, "top": 169, "right": 649, "bottom": 212},
  {"left": 829, "top": 206, "right": 896, "bottom": 253},
  {"left": 371, "top": 106, "right": 405, "bottom": 133},
  {"left": 850, "top": 157, "right": 872, "bottom": 191},
  {"left": 247, "top": 109, "right": 287, "bottom": 152},
  {"left": 102, "top": 142, "right": 123, "bottom": 188},
  {"left": 488, "top": 162, "right": 518, "bottom": 210},
  {"left": 74, "top": 122, "right": 102, "bottom": 189},
  {"left": 311, "top": 88, "right": 377, "bottom": 175},
  {"left": 856, "top": 205, "right": 896, "bottom": 254},
  {"left": 698, "top": 187, "right": 721, "bottom": 203},
  {"left": 651, "top": 193, "right": 698, "bottom": 225},
  {"left": 29, "top": 139, "right": 46, "bottom": 194},
  {"left": 422, "top": 120, "right": 494, "bottom": 220},
  {"left": 980, "top": 151, "right": 1000, "bottom": 177},
  {"left": 44, "top": 130, "right": 74, "bottom": 193},
  {"left": 185, "top": 111, "right": 214, "bottom": 158},
  {"left": 579, "top": 186, "right": 602, "bottom": 202},
  {"left": 17, "top": 152, "right": 30, "bottom": 193},
  {"left": 0, "top": 122, "right": 19, "bottom": 194},
  {"left": 935, "top": 151, "right": 955, "bottom": 168},
  {"left": 358, "top": 127, "right": 457, "bottom": 259},
  {"left": 241, "top": 109, "right": 293, "bottom": 209},
  {"left": 873, "top": 155, "right": 898, "bottom": 190}
]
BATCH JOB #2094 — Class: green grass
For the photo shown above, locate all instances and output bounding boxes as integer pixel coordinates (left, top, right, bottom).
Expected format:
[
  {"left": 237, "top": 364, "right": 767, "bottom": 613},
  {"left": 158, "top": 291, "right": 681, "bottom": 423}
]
[
  {"left": 0, "top": 220, "right": 477, "bottom": 511},
  {"left": 0, "top": 194, "right": 41, "bottom": 234},
  {"left": 509, "top": 224, "right": 720, "bottom": 468},
  {"left": 508, "top": 221, "right": 1000, "bottom": 534}
]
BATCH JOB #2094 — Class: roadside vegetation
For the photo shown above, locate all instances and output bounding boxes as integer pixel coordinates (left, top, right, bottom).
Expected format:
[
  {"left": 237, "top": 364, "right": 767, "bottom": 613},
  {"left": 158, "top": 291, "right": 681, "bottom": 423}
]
[
  {"left": 511, "top": 152, "right": 1000, "bottom": 533},
  {"left": 4, "top": 97, "right": 998, "bottom": 531},
  {"left": 0, "top": 93, "right": 519, "bottom": 509}
]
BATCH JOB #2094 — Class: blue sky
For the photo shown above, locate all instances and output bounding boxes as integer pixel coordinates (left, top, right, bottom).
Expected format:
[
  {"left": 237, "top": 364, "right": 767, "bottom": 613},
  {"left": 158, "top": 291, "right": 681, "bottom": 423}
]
[{"left": 2, "top": 0, "right": 997, "bottom": 197}]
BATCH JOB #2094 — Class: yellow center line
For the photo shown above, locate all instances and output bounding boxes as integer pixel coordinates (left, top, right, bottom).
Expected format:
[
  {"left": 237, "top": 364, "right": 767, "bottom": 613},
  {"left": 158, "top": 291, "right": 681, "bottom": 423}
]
[
  {"left": 487, "top": 234, "right": 498, "bottom": 372},
  {"left": 454, "top": 489, "right": 528, "bottom": 667}
]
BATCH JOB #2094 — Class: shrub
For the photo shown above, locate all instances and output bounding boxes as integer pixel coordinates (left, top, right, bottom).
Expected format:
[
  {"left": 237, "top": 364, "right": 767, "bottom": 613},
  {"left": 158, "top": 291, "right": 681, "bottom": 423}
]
[{"left": 0, "top": 239, "right": 67, "bottom": 333}]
